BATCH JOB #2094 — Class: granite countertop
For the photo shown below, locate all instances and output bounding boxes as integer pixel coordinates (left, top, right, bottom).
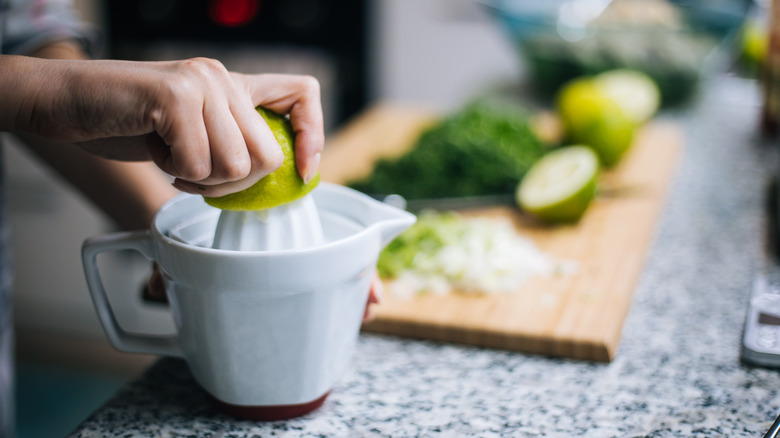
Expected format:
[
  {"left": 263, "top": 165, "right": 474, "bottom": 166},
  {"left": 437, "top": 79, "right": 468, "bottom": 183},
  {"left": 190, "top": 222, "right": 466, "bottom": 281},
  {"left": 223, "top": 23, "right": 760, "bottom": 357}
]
[{"left": 70, "top": 77, "right": 780, "bottom": 437}]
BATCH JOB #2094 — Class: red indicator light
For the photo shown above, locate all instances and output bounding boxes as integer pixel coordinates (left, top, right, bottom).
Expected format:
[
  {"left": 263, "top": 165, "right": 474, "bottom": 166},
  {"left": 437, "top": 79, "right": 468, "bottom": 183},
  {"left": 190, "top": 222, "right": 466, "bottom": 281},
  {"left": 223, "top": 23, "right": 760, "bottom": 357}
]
[{"left": 209, "top": 0, "right": 259, "bottom": 27}]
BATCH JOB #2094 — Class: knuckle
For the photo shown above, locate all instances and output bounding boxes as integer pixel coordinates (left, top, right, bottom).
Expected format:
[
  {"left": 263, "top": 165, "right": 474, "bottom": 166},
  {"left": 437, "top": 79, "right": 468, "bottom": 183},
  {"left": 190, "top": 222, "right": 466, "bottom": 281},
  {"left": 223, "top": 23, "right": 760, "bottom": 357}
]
[
  {"left": 173, "top": 58, "right": 230, "bottom": 84},
  {"left": 297, "top": 75, "right": 321, "bottom": 96},
  {"left": 219, "top": 158, "right": 251, "bottom": 181},
  {"left": 187, "top": 57, "right": 226, "bottom": 71},
  {"left": 264, "top": 148, "right": 284, "bottom": 173},
  {"left": 179, "top": 163, "right": 211, "bottom": 182}
]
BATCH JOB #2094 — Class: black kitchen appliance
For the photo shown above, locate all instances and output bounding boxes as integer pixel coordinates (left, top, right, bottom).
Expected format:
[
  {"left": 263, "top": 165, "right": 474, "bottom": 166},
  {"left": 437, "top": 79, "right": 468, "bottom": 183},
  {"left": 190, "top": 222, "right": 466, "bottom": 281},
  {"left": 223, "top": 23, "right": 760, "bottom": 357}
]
[{"left": 104, "top": 0, "right": 369, "bottom": 127}]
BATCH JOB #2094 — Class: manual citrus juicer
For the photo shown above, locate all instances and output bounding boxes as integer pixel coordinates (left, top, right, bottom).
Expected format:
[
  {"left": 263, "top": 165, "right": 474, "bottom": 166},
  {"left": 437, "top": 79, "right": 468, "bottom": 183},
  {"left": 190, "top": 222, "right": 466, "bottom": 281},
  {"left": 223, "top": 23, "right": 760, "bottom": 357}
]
[{"left": 81, "top": 108, "right": 416, "bottom": 420}]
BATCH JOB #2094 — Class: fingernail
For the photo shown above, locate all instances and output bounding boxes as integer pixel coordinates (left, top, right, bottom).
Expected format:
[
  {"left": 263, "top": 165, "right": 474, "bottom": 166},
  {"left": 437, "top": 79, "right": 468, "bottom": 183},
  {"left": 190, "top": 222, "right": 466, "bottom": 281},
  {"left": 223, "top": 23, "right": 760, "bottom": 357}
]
[
  {"left": 172, "top": 180, "right": 197, "bottom": 194},
  {"left": 303, "top": 153, "right": 321, "bottom": 184}
]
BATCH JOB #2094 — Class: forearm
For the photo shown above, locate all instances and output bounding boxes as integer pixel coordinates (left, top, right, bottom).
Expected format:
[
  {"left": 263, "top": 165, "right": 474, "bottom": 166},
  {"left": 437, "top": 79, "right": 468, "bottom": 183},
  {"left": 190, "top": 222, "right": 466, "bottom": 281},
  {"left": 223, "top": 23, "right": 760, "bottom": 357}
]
[
  {"left": 0, "top": 41, "right": 87, "bottom": 135},
  {"left": 0, "top": 48, "right": 159, "bottom": 149},
  {"left": 0, "top": 55, "right": 67, "bottom": 135}
]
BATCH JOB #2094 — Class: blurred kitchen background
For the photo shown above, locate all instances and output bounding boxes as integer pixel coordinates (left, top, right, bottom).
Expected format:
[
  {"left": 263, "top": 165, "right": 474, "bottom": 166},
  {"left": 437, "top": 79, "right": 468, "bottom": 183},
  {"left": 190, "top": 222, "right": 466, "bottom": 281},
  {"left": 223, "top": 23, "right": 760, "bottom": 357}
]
[
  {"left": 8, "top": 0, "right": 762, "bottom": 435},
  {"left": 7, "top": 0, "right": 524, "bottom": 436}
]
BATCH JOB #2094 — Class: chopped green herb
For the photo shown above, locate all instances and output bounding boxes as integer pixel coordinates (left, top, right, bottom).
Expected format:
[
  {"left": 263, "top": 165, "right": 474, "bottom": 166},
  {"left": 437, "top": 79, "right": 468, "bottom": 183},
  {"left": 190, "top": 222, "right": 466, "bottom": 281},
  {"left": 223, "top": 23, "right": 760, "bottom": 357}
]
[
  {"left": 350, "top": 100, "right": 546, "bottom": 200},
  {"left": 377, "top": 211, "right": 573, "bottom": 296}
]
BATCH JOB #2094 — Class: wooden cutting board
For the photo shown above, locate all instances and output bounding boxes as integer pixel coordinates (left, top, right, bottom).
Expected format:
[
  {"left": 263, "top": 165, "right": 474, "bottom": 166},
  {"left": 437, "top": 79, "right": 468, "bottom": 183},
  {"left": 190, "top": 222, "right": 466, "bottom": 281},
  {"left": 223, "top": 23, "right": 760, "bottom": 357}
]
[{"left": 320, "top": 103, "right": 681, "bottom": 362}]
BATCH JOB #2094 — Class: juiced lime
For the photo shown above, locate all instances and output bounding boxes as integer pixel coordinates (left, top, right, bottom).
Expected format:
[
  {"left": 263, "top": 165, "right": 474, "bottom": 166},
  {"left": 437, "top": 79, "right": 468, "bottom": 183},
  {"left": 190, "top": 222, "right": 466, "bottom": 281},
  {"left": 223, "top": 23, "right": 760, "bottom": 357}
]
[
  {"left": 557, "top": 77, "right": 637, "bottom": 168},
  {"left": 594, "top": 69, "right": 661, "bottom": 123},
  {"left": 203, "top": 107, "right": 320, "bottom": 211},
  {"left": 516, "top": 146, "right": 599, "bottom": 223}
]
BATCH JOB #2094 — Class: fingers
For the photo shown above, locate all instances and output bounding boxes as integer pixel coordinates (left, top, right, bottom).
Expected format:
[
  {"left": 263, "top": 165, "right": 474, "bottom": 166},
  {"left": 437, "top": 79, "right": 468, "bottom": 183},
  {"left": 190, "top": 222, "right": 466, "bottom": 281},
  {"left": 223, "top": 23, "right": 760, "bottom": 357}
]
[
  {"left": 170, "top": 101, "right": 284, "bottom": 196},
  {"left": 151, "top": 62, "right": 322, "bottom": 197},
  {"left": 149, "top": 99, "right": 212, "bottom": 181},
  {"left": 199, "top": 97, "right": 249, "bottom": 184},
  {"left": 243, "top": 73, "right": 325, "bottom": 184}
]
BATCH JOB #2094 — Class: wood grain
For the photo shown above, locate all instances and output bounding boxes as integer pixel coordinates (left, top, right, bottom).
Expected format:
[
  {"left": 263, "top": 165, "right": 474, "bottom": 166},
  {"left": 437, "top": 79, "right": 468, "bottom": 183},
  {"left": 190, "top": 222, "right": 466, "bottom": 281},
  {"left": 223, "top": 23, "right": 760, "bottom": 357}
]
[{"left": 322, "top": 104, "right": 681, "bottom": 362}]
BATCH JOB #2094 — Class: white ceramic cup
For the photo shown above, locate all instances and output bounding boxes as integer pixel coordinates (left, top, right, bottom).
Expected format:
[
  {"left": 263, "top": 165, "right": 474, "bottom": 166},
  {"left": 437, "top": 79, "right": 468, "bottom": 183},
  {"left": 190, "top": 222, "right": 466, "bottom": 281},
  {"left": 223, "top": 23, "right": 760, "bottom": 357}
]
[{"left": 81, "top": 183, "right": 415, "bottom": 419}]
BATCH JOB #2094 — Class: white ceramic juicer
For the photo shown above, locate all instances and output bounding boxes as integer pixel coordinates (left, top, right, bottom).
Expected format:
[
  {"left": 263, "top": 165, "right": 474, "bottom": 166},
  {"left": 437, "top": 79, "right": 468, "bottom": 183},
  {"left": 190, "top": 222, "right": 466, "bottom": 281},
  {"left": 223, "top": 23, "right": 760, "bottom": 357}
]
[{"left": 82, "top": 182, "right": 415, "bottom": 420}]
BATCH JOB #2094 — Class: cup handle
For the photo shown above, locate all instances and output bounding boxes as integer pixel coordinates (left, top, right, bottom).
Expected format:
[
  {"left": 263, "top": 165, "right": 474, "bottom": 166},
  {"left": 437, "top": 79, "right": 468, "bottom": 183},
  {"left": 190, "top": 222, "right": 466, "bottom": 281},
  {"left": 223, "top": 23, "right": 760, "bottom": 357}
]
[{"left": 81, "top": 231, "right": 183, "bottom": 357}]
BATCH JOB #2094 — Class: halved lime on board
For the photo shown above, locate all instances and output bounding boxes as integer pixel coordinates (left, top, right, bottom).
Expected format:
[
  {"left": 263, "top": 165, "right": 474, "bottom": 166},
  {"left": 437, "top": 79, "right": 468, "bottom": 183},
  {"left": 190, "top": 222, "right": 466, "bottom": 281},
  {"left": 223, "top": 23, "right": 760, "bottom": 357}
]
[{"left": 516, "top": 146, "right": 600, "bottom": 224}]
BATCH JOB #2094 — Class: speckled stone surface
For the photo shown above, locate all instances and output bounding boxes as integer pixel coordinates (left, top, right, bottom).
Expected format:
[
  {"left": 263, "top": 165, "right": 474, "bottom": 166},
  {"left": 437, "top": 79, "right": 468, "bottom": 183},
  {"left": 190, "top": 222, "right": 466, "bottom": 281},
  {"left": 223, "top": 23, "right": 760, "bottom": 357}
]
[{"left": 70, "top": 77, "right": 780, "bottom": 437}]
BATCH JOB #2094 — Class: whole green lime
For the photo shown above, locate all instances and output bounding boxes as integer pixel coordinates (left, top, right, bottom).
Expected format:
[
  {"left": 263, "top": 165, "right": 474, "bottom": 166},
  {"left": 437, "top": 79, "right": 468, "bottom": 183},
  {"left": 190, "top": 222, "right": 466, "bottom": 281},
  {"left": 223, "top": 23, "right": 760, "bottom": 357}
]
[
  {"left": 557, "top": 77, "right": 637, "bottom": 168},
  {"left": 740, "top": 19, "right": 768, "bottom": 73},
  {"left": 203, "top": 107, "right": 320, "bottom": 211}
]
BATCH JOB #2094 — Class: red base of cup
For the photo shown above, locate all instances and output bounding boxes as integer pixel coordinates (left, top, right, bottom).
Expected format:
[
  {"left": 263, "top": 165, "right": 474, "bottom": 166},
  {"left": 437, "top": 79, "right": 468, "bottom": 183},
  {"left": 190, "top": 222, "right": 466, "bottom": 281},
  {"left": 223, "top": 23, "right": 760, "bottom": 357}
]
[{"left": 210, "top": 391, "right": 330, "bottom": 421}]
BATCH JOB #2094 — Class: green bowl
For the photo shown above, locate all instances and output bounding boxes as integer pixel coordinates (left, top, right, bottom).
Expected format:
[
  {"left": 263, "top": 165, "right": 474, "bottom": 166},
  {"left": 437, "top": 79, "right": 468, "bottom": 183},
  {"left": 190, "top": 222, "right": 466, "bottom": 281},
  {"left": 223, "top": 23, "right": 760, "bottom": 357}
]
[{"left": 480, "top": 0, "right": 748, "bottom": 106}]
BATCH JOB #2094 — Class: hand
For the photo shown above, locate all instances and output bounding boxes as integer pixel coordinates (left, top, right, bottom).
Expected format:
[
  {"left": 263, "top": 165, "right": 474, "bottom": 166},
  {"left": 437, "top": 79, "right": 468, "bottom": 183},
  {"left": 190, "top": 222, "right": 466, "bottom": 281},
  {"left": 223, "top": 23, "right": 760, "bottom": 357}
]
[{"left": 1, "top": 56, "right": 324, "bottom": 197}]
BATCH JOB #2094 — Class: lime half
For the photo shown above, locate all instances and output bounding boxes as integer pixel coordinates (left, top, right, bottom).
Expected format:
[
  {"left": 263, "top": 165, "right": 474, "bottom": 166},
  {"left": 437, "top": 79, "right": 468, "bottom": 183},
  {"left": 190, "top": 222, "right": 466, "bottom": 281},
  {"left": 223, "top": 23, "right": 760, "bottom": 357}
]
[{"left": 516, "top": 146, "right": 599, "bottom": 223}]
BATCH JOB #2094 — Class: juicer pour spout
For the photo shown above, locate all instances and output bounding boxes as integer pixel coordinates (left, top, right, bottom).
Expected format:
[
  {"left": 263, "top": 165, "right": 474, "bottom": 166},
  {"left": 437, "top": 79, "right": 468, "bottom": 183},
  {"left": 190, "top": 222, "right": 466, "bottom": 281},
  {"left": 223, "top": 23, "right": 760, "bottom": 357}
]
[{"left": 345, "top": 190, "right": 417, "bottom": 247}]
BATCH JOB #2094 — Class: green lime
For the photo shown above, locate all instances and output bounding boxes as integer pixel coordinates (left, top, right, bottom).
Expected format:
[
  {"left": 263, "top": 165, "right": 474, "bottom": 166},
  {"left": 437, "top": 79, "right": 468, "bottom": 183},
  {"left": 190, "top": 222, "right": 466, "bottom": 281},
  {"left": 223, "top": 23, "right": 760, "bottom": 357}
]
[
  {"left": 557, "top": 76, "right": 638, "bottom": 168},
  {"left": 203, "top": 107, "right": 320, "bottom": 211},
  {"left": 557, "top": 78, "right": 605, "bottom": 135},
  {"left": 740, "top": 19, "right": 768, "bottom": 73},
  {"left": 574, "top": 111, "right": 635, "bottom": 168},
  {"left": 516, "top": 145, "right": 599, "bottom": 223},
  {"left": 594, "top": 69, "right": 661, "bottom": 123}
]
